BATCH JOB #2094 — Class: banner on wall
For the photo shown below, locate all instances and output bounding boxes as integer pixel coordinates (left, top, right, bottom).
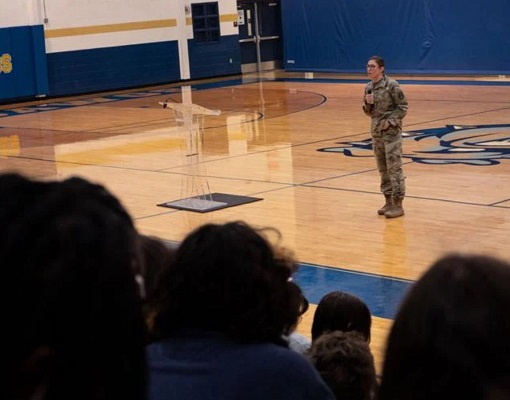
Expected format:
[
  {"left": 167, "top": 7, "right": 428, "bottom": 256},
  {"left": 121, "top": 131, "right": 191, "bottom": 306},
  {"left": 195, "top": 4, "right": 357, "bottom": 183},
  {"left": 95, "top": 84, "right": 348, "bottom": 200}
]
[{"left": 0, "top": 25, "right": 49, "bottom": 102}]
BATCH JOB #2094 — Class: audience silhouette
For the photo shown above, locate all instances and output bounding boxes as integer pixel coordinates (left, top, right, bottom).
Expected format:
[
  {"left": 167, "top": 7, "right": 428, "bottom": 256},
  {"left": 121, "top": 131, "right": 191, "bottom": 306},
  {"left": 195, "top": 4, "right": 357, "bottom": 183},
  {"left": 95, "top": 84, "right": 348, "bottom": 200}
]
[
  {"left": 2, "top": 173, "right": 147, "bottom": 400},
  {"left": 380, "top": 253, "right": 510, "bottom": 400},
  {"left": 309, "top": 331, "right": 377, "bottom": 400},
  {"left": 312, "top": 291, "right": 372, "bottom": 342},
  {"left": 147, "top": 221, "right": 334, "bottom": 400}
]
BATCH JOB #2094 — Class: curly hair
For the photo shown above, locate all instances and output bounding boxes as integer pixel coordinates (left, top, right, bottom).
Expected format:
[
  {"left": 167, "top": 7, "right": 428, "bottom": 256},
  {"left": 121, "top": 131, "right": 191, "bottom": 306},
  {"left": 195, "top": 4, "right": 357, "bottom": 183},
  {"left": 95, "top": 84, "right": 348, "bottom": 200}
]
[
  {"left": 308, "top": 331, "right": 377, "bottom": 400},
  {"left": 151, "top": 221, "right": 300, "bottom": 344}
]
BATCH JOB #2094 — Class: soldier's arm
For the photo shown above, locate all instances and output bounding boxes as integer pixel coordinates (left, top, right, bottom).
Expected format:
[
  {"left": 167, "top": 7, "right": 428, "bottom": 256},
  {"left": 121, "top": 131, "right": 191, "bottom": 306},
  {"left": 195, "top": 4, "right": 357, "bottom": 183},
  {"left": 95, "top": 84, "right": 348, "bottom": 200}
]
[
  {"left": 387, "top": 82, "right": 408, "bottom": 125},
  {"left": 363, "top": 102, "right": 373, "bottom": 116},
  {"left": 362, "top": 87, "right": 374, "bottom": 117}
]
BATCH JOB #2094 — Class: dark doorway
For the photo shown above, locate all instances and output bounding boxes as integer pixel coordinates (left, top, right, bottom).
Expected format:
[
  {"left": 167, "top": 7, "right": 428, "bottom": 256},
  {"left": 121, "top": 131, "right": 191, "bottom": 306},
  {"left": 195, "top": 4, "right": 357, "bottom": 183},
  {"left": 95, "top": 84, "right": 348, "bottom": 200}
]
[{"left": 237, "top": 0, "right": 283, "bottom": 72}]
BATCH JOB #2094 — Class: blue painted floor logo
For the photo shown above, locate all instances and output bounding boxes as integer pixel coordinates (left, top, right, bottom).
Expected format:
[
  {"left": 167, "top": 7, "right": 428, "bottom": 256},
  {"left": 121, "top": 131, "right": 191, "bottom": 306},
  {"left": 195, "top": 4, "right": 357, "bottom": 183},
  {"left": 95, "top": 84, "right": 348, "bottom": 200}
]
[{"left": 319, "top": 124, "right": 510, "bottom": 165}]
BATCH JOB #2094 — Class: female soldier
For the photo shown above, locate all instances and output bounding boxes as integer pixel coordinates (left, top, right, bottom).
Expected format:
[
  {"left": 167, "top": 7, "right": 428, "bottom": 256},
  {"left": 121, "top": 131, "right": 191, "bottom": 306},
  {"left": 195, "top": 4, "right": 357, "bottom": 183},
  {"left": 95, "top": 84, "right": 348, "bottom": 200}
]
[{"left": 363, "top": 56, "right": 408, "bottom": 218}]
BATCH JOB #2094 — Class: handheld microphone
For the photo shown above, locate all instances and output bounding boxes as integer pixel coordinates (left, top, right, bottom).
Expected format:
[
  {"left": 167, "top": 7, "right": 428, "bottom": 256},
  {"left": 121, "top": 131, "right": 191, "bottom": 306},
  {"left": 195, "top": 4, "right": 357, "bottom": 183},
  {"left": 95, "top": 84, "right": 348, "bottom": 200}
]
[{"left": 365, "top": 89, "right": 373, "bottom": 108}]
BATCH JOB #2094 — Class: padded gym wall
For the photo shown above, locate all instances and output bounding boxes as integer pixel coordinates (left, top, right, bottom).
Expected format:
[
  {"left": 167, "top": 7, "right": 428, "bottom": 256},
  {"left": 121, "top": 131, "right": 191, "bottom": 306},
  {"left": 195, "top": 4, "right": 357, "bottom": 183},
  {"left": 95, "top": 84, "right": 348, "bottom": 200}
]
[
  {"left": 43, "top": 0, "right": 182, "bottom": 96},
  {"left": 1, "top": 0, "right": 241, "bottom": 101},
  {"left": 0, "top": 25, "right": 49, "bottom": 102},
  {"left": 281, "top": 0, "right": 510, "bottom": 74},
  {"left": 187, "top": 1, "right": 241, "bottom": 79}
]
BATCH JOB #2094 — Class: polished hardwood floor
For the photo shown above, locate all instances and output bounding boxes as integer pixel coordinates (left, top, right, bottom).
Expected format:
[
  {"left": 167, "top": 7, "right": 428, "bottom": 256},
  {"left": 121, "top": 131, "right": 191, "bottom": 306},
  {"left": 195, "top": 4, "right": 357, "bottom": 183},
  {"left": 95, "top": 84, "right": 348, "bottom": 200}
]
[{"left": 2, "top": 70, "right": 510, "bottom": 372}]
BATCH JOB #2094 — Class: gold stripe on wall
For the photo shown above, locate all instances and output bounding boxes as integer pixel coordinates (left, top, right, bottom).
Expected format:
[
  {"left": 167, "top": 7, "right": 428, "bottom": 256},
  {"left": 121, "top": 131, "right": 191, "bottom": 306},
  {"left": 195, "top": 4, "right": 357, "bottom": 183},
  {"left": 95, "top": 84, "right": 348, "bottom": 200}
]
[
  {"left": 186, "top": 17, "right": 193, "bottom": 26},
  {"left": 220, "top": 14, "right": 238, "bottom": 22},
  {"left": 45, "top": 19, "right": 177, "bottom": 39}
]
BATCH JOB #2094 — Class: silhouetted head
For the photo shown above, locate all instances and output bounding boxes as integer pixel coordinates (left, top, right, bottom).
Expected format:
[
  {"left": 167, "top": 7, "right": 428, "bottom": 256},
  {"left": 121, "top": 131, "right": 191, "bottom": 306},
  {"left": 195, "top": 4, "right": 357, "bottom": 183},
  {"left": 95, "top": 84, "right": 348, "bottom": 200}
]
[
  {"left": 1, "top": 173, "right": 146, "bottom": 400},
  {"left": 287, "top": 280, "right": 310, "bottom": 332},
  {"left": 312, "top": 291, "right": 372, "bottom": 342},
  {"left": 152, "top": 221, "right": 299, "bottom": 344},
  {"left": 138, "top": 234, "right": 177, "bottom": 304},
  {"left": 137, "top": 234, "right": 177, "bottom": 338},
  {"left": 309, "top": 330, "right": 377, "bottom": 400},
  {"left": 379, "top": 253, "right": 510, "bottom": 400}
]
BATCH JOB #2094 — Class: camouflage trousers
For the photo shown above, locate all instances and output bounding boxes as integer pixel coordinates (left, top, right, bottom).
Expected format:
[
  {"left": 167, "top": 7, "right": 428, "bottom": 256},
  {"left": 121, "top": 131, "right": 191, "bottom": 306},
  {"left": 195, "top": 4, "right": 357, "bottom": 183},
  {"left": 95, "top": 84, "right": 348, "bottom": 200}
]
[{"left": 371, "top": 125, "right": 405, "bottom": 199}]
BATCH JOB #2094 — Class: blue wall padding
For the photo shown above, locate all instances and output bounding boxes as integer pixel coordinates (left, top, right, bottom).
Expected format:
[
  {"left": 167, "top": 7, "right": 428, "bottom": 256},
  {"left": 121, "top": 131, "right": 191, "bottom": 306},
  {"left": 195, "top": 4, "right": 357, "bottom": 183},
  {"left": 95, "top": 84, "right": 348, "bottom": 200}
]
[
  {"left": 0, "top": 25, "right": 49, "bottom": 102},
  {"left": 188, "top": 34, "right": 241, "bottom": 79},
  {"left": 281, "top": 0, "right": 510, "bottom": 74},
  {"left": 46, "top": 41, "right": 181, "bottom": 96}
]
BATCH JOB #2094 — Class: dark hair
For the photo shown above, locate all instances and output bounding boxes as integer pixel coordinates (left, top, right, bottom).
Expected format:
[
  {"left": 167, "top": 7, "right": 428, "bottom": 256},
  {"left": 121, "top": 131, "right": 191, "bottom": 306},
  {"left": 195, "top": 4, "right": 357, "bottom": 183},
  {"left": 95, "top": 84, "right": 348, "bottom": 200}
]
[
  {"left": 1, "top": 173, "right": 146, "bottom": 400},
  {"left": 309, "top": 331, "right": 377, "bottom": 400},
  {"left": 368, "top": 55, "right": 385, "bottom": 69},
  {"left": 312, "top": 291, "right": 372, "bottom": 342},
  {"left": 287, "top": 281, "right": 310, "bottom": 330},
  {"left": 152, "top": 221, "right": 299, "bottom": 343},
  {"left": 138, "top": 235, "right": 177, "bottom": 340},
  {"left": 379, "top": 253, "right": 510, "bottom": 400},
  {"left": 138, "top": 235, "right": 177, "bottom": 303}
]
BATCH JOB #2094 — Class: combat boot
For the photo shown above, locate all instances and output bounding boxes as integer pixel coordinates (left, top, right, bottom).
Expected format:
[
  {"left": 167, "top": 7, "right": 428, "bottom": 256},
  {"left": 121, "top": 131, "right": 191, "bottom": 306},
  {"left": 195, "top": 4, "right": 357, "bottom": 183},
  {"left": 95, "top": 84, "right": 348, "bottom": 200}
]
[
  {"left": 377, "top": 195, "right": 393, "bottom": 215},
  {"left": 385, "top": 197, "right": 404, "bottom": 218}
]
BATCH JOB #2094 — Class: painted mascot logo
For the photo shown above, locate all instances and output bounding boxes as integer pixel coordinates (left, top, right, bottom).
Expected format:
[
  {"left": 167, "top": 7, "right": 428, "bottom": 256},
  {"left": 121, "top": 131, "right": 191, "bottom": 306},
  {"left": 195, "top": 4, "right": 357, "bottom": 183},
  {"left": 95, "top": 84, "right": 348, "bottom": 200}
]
[{"left": 318, "top": 124, "right": 510, "bottom": 166}]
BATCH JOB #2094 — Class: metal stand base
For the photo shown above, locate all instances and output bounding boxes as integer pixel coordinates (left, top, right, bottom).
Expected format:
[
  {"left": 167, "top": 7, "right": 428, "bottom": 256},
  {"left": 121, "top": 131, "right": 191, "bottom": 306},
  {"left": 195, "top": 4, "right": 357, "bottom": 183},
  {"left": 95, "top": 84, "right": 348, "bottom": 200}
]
[{"left": 162, "top": 197, "right": 227, "bottom": 211}]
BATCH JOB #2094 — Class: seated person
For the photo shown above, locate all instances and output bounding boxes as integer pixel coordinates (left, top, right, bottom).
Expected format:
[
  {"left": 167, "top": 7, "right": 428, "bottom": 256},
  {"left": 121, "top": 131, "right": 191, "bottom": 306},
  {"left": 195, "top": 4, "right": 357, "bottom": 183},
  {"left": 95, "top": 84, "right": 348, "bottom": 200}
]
[
  {"left": 147, "top": 221, "right": 334, "bottom": 400},
  {"left": 312, "top": 291, "right": 372, "bottom": 342},
  {"left": 2, "top": 173, "right": 147, "bottom": 400},
  {"left": 137, "top": 234, "right": 177, "bottom": 339},
  {"left": 284, "top": 281, "right": 312, "bottom": 354},
  {"left": 308, "top": 331, "right": 377, "bottom": 400},
  {"left": 379, "top": 253, "right": 510, "bottom": 400}
]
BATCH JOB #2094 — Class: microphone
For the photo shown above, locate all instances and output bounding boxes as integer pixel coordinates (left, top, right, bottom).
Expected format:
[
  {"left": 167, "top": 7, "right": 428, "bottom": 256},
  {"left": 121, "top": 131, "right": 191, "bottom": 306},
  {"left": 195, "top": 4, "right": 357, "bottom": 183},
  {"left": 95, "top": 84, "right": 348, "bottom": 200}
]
[{"left": 365, "top": 89, "right": 373, "bottom": 108}]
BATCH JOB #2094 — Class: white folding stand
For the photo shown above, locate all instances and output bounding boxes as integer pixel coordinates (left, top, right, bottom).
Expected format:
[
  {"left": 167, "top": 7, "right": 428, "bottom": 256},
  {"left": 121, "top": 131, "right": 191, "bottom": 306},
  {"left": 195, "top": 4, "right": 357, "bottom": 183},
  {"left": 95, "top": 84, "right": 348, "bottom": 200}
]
[{"left": 159, "top": 101, "right": 225, "bottom": 211}]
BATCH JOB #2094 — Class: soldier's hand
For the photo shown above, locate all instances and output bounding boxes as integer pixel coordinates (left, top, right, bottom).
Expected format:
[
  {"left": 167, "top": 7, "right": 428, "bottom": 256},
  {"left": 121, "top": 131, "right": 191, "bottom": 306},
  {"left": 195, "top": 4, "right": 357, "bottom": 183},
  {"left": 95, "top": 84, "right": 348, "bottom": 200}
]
[
  {"left": 381, "top": 120, "right": 391, "bottom": 131},
  {"left": 365, "top": 94, "right": 374, "bottom": 104}
]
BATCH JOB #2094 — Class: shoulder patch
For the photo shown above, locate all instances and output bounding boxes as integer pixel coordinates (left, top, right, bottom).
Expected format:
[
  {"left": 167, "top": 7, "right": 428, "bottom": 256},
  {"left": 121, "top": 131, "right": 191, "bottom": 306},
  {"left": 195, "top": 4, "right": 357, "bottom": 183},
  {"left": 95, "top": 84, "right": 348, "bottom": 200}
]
[{"left": 392, "top": 86, "right": 405, "bottom": 100}]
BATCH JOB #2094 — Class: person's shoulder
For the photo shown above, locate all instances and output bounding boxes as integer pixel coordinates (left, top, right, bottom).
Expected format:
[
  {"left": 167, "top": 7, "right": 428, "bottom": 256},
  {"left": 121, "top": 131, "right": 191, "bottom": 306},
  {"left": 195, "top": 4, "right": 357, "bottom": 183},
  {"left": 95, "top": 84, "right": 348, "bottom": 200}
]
[
  {"left": 257, "top": 343, "right": 319, "bottom": 377},
  {"left": 248, "top": 341, "right": 303, "bottom": 359},
  {"left": 287, "top": 332, "right": 312, "bottom": 354},
  {"left": 247, "top": 343, "right": 335, "bottom": 398},
  {"left": 386, "top": 76, "right": 402, "bottom": 88},
  {"left": 238, "top": 342, "right": 309, "bottom": 369}
]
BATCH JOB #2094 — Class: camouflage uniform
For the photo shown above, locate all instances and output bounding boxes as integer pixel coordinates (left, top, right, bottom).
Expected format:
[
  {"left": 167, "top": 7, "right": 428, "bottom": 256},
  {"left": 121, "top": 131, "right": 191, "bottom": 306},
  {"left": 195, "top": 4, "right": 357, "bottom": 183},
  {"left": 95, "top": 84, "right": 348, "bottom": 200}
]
[{"left": 363, "top": 76, "right": 408, "bottom": 199}]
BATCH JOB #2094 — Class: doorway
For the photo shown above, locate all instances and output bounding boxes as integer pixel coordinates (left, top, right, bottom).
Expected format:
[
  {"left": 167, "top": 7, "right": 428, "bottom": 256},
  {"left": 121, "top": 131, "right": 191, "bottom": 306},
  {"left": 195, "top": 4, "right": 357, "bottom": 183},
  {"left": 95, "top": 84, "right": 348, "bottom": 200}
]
[{"left": 237, "top": 0, "right": 283, "bottom": 73}]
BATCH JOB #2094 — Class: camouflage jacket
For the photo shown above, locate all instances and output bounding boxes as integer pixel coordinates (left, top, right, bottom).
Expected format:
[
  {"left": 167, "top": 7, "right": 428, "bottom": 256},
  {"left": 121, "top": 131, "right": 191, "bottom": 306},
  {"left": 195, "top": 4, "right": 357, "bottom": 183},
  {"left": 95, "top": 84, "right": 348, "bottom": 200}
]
[{"left": 362, "top": 76, "right": 408, "bottom": 128}]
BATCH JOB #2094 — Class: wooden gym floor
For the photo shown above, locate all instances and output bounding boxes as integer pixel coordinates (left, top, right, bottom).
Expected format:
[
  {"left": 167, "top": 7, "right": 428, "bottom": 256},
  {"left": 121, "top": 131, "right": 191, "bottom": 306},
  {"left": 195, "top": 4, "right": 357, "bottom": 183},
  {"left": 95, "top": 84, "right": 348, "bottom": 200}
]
[{"left": 2, "top": 70, "right": 510, "bottom": 372}]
